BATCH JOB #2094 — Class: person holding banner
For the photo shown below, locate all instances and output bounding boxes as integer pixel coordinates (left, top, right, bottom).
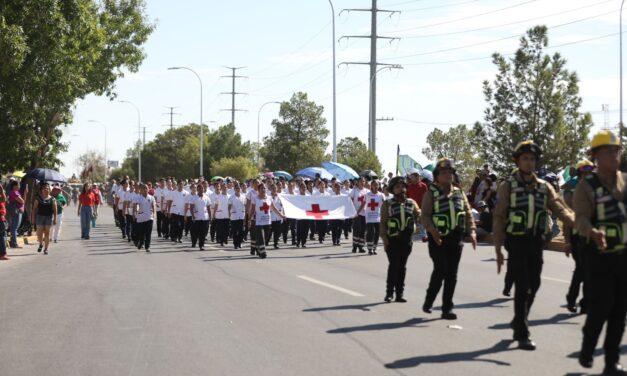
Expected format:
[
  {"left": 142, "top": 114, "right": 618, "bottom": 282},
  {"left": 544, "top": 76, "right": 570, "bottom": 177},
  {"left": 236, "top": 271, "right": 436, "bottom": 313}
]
[
  {"left": 314, "top": 182, "right": 330, "bottom": 243},
  {"left": 365, "top": 180, "right": 385, "bottom": 255},
  {"left": 330, "top": 182, "right": 345, "bottom": 246},
  {"left": 296, "top": 182, "right": 310, "bottom": 248},
  {"left": 248, "top": 183, "right": 284, "bottom": 259},
  {"left": 350, "top": 177, "right": 368, "bottom": 253},
  {"left": 380, "top": 176, "right": 421, "bottom": 303}
]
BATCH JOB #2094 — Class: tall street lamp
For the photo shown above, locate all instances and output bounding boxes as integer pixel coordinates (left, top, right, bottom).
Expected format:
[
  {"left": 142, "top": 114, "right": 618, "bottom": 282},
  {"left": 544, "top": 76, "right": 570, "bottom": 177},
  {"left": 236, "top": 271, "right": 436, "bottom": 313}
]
[
  {"left": 88, "top": 120, "right": 108, "bottom": 181},
  {"left": 168, "top": 66, "right": 204, "bottom": 177},
  {"left": 257, "top": 101, "right": 281, "bottom": 166},
  {"left": 328, "top": 0, "right": 338, "bottom": 162},
  {"left": 368, "top": 64, "right": 402, "bottom": 153},
  {"left": 118, "top": 100, "right": 141, "bottom": 182}
]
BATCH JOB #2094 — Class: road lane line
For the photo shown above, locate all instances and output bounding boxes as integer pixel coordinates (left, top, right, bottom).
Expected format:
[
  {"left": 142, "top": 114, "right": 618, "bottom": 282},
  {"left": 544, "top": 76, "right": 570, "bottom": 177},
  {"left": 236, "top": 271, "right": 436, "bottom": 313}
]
[
  {"left": 542, "top": 276, "right": 569, "bottom": 284},
  {"left": 297, "top": 275, "right": 365, "bottom": 297}
]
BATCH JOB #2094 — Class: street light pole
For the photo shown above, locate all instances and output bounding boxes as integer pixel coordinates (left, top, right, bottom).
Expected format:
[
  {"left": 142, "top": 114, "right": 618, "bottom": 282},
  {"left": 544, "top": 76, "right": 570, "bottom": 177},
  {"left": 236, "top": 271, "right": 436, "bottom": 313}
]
[
  {"left": 118, "top": 100, "right": 141, "bottom": 182},
  {"left": 168, "top": 67, "right": 204, "bottom": 177},
  {"left": 257, "top": 101, "right": 281, "bottom": 166},
  {"left": 621, "top": 0, "right": 626, "bottom": 139},
  {"left": 329, "top": 0, "right": 337, "bottom": 162},
  {"left": 368, "top": 65, "right": 402, "bottom": 153},
  {"left": 88, "top": 120, "right": 107, "bottom": 181}
]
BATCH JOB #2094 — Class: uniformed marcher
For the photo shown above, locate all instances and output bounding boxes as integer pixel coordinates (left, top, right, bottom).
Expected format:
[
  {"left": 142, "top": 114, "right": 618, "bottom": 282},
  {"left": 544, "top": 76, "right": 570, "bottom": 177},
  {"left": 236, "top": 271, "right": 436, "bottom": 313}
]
[
  {"left": 573, "top": 131, "right": 627, "bottom": 375},
  {"left": 380, "top": 176, "right": 421, "bottom": 303},
  {"left": 563, "top": 159, "right": 594, "bottom": 314},
  {"left": 420, "top": 158, "right": 476, "bottom": 320},
  {"left": 493, "top": 141, "right": 575, "bottom": 351}
]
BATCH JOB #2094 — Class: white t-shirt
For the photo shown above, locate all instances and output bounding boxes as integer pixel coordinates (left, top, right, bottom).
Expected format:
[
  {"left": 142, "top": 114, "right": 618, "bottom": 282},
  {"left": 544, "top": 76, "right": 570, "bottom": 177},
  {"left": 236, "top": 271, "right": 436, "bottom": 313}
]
[
  {"left": 169, "top": 190, "right": 189, "bottom": 216},
  {"left": 350, "top": 187, "right": 368, "bottom": 216},
  {"left": 214, "top": 194, "right": 230, "bottom": 219},
  {"left": 364, "top": 191, "right": 385, "bottom": 223},
  {"left": 190, "top": 195, "right": 211, "bottom": 221},
  {"left": 228, "top": 194, "right": 246, "bottom": 221},
  {"left": 184, "top": 193, "right": 196, "bottom": 216},
  {"left": 135, "top": 194, "right": 155, "bottom": 223},
  {"left": 117, "top": 189, "right": 127, "bottom": 211},
  {"left": 254, "top": 196, "right": 273, "bottom": 226},
  {"left": 271, "top": 195, "right": 283, "bottom": 222},
  {"left": 246, "top": 189, "right": 258, "bottom": 203},
  {"left": 154, "top": 187, "right": 163, "bottom": 212},
  {"left": 313, "top": 190, "right": 330, "bottom": 196}
]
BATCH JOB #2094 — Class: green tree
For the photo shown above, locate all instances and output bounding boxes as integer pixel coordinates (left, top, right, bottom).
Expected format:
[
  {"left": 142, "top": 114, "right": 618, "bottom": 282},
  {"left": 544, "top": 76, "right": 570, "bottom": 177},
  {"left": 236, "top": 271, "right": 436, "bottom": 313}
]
[
  {"left": 422, "top": 124, "right": 484, "bottom": 186},
  {"left": 336, "top": 137, "right": 382, "bottom": 175},
  {"left": 261, "top": 92, "right": 329, "bottom": 173},
  {"left": 480, "top": 26, "right": 592, "bottom": 175},
  {"left": 0, "top": 0, "right": 154, "bottom": 173},
  {"left": 76, "top": 150, "right": 107, "bottom": 183},
  {"left": 205, "top": 123, "right": 254, "bottom": 175},
  {"left": 211, "top": 156, "right": 258, "bottom": 182}
]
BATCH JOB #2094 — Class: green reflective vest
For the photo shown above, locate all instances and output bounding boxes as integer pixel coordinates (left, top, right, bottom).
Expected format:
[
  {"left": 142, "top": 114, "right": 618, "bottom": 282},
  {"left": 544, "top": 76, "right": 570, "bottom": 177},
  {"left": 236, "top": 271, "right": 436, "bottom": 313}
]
[
  {"left": 586, "top": 173, "right": 627, "bottom": 254},
  {"left": 430, "top": 185, "right": 466, "bottom": 237},
  {"left": 386, "top": 198, "right": 416, "bottom": 238},
  {"left": 506, "top": 177, "right": 550, "bottom": 236}
]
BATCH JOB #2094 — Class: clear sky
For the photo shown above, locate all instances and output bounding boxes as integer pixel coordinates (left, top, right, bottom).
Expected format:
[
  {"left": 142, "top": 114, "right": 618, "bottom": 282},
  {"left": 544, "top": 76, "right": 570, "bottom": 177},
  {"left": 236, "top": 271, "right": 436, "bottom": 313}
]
[{"left": 59, "top": 0, "right": 621, "bottom": 178}]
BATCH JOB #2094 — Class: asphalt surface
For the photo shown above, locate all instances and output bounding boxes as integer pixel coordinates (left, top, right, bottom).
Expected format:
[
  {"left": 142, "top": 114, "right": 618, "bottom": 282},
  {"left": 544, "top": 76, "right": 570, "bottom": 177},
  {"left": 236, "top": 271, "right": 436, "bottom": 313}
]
[{"left": 0, "top": 208, "right": 623, "bottom": 376}]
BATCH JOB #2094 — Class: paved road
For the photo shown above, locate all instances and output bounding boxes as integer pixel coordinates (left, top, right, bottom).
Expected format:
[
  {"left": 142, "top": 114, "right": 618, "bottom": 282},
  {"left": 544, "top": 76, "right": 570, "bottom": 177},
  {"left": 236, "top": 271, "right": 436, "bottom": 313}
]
[{"left": 0, "top": 209, "right": 623, "bottom": 376}]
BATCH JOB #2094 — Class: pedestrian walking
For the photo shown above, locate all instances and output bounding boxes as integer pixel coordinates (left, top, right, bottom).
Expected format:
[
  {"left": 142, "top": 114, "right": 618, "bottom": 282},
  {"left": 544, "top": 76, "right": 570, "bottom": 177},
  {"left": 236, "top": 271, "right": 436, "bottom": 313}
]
[
  {"left": 7, "top": 180, "right": 25, "bottom": 249},
  {"left": 0, "top": 185, "right": 9, "bottom": 260},
  {"left": 77, "top": 183, "right": 96, "bottom": 240},
  {"left": 51, "top": 185, "right": 67, "bottom": 243},
  {"left": 190, "top": 184, "right": 211, "bottom": 250},
  {"left": 248, "top": 183, "right": 284, "bottom": 259},
  {"left": 228, "top": 183, "right": 246, "bottom": 250},
  {"left": 350, "top": 177, "right": 368, "bottom": 253},
  {"left": 32, "top": 182, "right": 57, "bottom": 254},
  {"left": 330, "top": 182, "right": 344, "bottom": 246},
  {"left": 133, "top": 183, "right": 155, "bottom": 252},
  {"left": 365, "top": 180, "right": 385, "bottom": 255}
]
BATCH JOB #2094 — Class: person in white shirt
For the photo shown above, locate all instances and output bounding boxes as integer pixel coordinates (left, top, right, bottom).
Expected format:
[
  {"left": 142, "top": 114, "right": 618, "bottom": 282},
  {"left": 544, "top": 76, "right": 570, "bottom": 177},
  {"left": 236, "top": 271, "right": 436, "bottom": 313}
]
[
  {"left": 189, "top": 184, "right": 212, "bottom": 250},
  {"left": 114, "top": 180, "right": 130, "bottom": 239},
  {"left": 155, "top": 178, "right": 165, "bottom": 238},
  {"left": 167, "top": 180, "right": 188, "bottom": 243},
  {"left": 213, "top": 183, "right": 230, "bottom": 246},
  {"left": 110, "top": 179, "right": 119, "bottom": 226},
  {"left": 350, "top": 177, "right": 368, "bottom": 253},
  {"left": 245, "top": 179, "right": 260, "bottom": 254},
  {"left": 281, "top": 181, "right": 297, "bottom": 245},
  {"left": 341, "top": 180, "right": 352, "bottom": 240},
  {"left": 123, "top": 182, "right": 135, "bottom": 244},
  {"left": 228, "top": 183, "right": 246, "bottom": 249},
  {"left": 330, "top": 182, "right": 344, "bottom": 246},
  {"left": 313, "top": 181, "right": 330, "bottom": 243},
  {"left": 209, "top": 181, "right": 221, "bottom": 243},
  {"left": 296, "top": 182, "right": 311, "bottom": 247},
  {"left": 364, "top": 180, "right": 385, "bottom": 255},
  {"left": 133, "top": 183, "right": 155, "bottom": 252},
  {"left": 247, "top": 183, "right": 284, "bottom": 259},
  {"left": 183, "top": 184, "right": 196, "bottom": 237},
  {"left": 269, "top": 184, "right": 284, "bottom": 249},
  {"left": 162, "top": 179, "right": 174, "bottom": 240}
]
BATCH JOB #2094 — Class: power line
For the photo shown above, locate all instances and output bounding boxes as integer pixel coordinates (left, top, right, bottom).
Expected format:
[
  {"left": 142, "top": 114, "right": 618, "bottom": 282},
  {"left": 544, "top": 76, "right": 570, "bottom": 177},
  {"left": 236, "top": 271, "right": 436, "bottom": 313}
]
[
  {"left": 162, "top": 106, "right": 181, "bottom": 131},
  {"left": 403, "top": 0, "right": 479, "bottom": 12},
  {"left": 220, "top": 67, "right": 247, "bottom": 127},
  {"left": 398, "top": 0, "right": 614, "bottom": 39}
]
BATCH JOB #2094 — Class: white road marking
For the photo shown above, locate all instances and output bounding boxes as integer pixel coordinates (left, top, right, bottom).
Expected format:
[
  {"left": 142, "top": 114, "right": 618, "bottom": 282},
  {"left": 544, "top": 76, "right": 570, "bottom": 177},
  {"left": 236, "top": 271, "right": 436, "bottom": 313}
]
[
  {"left": 542, "top": 276, "right": 569, "bottom": 284},
  {"left": 297, "top": 275, "right": 365, "bottom": 297}
]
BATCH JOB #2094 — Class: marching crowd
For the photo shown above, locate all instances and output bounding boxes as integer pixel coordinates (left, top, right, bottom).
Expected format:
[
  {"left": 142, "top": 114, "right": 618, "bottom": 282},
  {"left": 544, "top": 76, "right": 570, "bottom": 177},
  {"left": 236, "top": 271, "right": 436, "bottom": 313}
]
[{"left": 1, "top": 129, "right": 625, "bottom": 374}]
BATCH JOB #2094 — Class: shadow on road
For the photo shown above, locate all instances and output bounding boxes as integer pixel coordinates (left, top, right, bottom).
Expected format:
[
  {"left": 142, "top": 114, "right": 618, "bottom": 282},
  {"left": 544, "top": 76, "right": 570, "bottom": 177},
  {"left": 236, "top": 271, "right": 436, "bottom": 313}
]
[
  {"left": 328, "top": 317, "right": 439, "bottom": 334},
  {"left": 488, "top": 313, "right": 577, "bottom": 330},
  {"left": 384, "top": 339, "right": 515, "bottom": 369},
  {"left": 304, "top": 302, "right": 388, "bottom": 312},
  {"left": 433, "top": 297, "right": 511, "bottom": 311}
]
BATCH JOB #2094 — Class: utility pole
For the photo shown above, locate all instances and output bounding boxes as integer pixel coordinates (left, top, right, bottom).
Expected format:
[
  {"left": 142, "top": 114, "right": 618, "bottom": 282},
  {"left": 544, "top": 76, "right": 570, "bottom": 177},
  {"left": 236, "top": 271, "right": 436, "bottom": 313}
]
[
  {"left": 221, "top": 67, "right": 247, "bottom": 127},
  {"left": 340, "top": 0, "right": 400, "bottom": 153},
  {"left": 141, "top": 127, "right": 148, "bottom": 147},
  {"left": 162, "top": 106, "right": 181, "bottom": 131}
]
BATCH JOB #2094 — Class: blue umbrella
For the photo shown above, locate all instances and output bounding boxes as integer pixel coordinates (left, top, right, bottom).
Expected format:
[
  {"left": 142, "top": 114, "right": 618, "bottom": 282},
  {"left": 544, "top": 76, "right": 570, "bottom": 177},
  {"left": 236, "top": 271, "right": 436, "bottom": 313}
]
[
  {"left": 321, "top": 161, "right": 359, "bottom": 182},
  {"left": 296, "top": 167, "right": 334, "bottom": 180},
  {"left": 273, "top": 171, "right": 293, "bottom": 180},
  {"left": 24, "top": 168, "right": 67, "bottom": 183}
]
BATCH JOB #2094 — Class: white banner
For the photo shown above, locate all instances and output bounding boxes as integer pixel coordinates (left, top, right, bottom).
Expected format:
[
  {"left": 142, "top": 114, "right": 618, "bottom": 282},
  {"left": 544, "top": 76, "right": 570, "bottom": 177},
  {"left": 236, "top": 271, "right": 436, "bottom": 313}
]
[{"left": 278, "top": 194, "right": 357, "bottom": 220}]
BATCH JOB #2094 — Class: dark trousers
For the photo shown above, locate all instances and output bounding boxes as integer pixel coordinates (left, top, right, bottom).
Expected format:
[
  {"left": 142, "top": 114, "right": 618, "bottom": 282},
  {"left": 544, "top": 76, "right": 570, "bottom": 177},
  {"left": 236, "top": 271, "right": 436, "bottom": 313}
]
[
  {"left": 170, "top": 214, "right": 184, "bottom": 242},
  {"left": 0, "top": 220, "right": 7, "bottom": 257},
  {"left": 343, "top": 218, "right": 352, "bottom": 238},
  {"left": 352, "top": 215, "right": 366, "bottom": 248},
  {"left": 136, "top": 220, "right": 153, "bottom": 250},
  {"left": 270, "top": 220, "right": 282, "bottom": 246},
  {"left": 281, "top": 219, "right": 290, "bottom": 244},
  {"left": 288, "top": 219, "right": 296, "bottom": 244},
  {"left": 210, "top": 219, "right": 217, "bottom": 242},
  {"left": 231, "top": 219, "right": 244, "bottom": 248},
  {"left": 503, "top": 252, "right": 515, "bottom": 294},
  {"left": 317, "top": 220, "right": 327, "bottom": 242},
  {"left": 425, "top": 232, "right": 463, "bottom": 313},
  {"left": 366, "top": 222, "right": 380, "bottom": 252},
  {"left": 244, "top": 215, "right": 250, "bottom": 240},
  {"left": 296, "top": 219, "right": 309, "bottom": 246},
  {"left": 331, "top": 219, "right": 343, "bottom": 245},
  {"left": 156, "top": 211, "right": 164, "bottom": 237},
  {"left": 184, "top": 216, "right": 192, "bottom": 236},
  {"left": 191, "top": 220, "right": 209, "bottom": 248},
  {"left": 117, "top": 210, "right": 127, "bottom": 238},
  {"left": 125, "top": 214, "right": 135, "bottom": 243},
  {"left": 385, "top": 238, "right": 412, "bottom": 297},
  {"left": 216, "top": 218, "right": 230, "bottom": 245},
  {"left": 505, "top": 235, "right": 544, "bottom": 341},
  {"left": 309, "top": 220, "right": 316, "bottom": 240},
  {"left": 162, "top": 213, "right": 170, "bottom": 238},
  {"left": 580, "top": 250, "right": 627, "bottom": 366},
  {"left": 254, "top": 225, "right": 271, "bottom": 255},
  {"left": 566, "top": 236, "right": 587, "bottom": 310}
]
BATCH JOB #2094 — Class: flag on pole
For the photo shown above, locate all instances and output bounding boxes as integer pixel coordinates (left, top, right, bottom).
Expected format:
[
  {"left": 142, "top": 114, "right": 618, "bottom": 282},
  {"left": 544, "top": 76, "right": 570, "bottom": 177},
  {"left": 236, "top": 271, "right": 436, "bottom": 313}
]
[
  {"left": 398, "top": 155, "right": 422, "bottom": 176},
  {"left": 278, "top": 194, "right": 357, "bottom": 220}
]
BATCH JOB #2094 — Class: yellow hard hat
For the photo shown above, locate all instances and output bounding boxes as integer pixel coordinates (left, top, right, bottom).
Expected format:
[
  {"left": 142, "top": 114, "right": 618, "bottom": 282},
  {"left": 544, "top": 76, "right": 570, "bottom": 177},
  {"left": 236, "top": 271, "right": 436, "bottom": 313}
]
[
  {"left": 512, "top": 140, "right": 542, "bottom": 161},
  {"left": 575, "top": 159, "right": 594, "bottom": 171},
  {"left": 589, "top": 130, "right": 622, "bottom": 153}
]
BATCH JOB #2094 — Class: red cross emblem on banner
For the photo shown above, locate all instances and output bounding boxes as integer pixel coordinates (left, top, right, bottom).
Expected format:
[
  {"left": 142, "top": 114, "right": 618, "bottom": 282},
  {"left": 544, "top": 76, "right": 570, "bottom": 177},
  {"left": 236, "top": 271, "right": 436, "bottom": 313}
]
[
  {"left": 368, "top": 198, "right": 379, "bottom": 211},
  {"left": 259, "top": 202, "right": 270, "bottom": 214},
  {"left": 306, "top": 204, "right": 329, "bottom": 219}
]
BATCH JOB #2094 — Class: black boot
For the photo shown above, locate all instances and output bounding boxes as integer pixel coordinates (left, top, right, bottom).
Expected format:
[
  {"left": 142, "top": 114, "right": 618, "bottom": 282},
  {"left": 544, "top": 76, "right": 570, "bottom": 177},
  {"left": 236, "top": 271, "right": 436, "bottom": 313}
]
[
  {"left": 517, "top": 338, "right": 536, "bottom": 351},
  {"left": 603, "top": 363, "right": 626, "bottom": 375},
  {"left": 441, "top": 310, "right": 457, "bottom": 320}
]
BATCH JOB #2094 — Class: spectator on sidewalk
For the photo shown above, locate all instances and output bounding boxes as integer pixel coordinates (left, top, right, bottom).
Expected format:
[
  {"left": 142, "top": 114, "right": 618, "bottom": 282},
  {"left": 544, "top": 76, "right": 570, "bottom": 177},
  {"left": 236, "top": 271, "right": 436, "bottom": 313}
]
[
  {"left": 51, "top": 185, "right": 67, "bottom": 243},
  {"left": 78, "top": 183, "right": 96, "bottom": 240},
  {"left": 91, "top": 183, "right": 101, "bottom": 228},
  {"left": 8, "top": 180, "right": 25, "bottom": 248},
  {"left": 406, "top": 169, "right": 428, "bottom": 242},
  {"left": 474, "top": 201, "right": 492, "bottom": 241},
  {"left": 0, "top": 185, "right": 9, "bottom": 260}
]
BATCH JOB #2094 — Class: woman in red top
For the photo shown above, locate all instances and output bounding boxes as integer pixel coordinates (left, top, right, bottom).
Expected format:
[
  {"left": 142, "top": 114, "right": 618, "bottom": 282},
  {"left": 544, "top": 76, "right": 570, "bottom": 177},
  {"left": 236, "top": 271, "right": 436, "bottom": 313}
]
[
  {"left": 0, "top": 185, "right": 8, "bottom": 260},
  {"left": 78, "top": 183, "right": 95, "bottom": 240}
]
